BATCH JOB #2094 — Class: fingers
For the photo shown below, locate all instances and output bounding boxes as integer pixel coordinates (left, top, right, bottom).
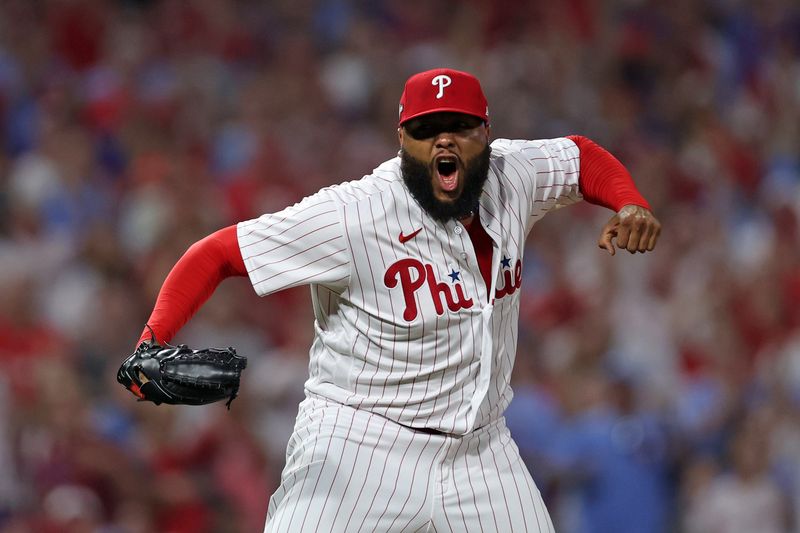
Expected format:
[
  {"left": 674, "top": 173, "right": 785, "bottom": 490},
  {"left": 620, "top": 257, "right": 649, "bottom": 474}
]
[
  {"left": 625, "top": 220, "right": 647, "bottom": 253},
  {"left": 600, "top": 240, "right": 615, "bottom": 255},
  {"left": 647, "top": 222, "right": 661, "bottom": 251},
  {"left": 615, "top": 222, "right": 633, "bottom": 252},
  {"left": 597, "top": 206, "right": 662, "bottom": 256},
  {"left": 614, "top": 205, "right": 662, "bottom": 254},
  {"left": 597, "top": 215, "right": 618, "bottom": 255},
  {"left": 636, "top": 221, "right": 661, "bottom": 252},
  {"left": 598, "top": 233, "right": 616, "bottom": 255}
]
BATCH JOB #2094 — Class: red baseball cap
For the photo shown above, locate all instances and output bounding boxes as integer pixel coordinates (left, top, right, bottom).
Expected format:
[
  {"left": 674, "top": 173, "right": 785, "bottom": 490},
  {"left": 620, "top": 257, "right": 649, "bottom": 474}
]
[{"left": 398, "top": 68, "right": 489, "bottom": 126}]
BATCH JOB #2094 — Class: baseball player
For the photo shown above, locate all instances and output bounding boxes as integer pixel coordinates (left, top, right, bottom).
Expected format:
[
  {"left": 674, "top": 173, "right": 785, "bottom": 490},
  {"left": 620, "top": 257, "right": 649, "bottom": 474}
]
[{"left": 123, "top": 68, "right": 661, "bottom": 532}]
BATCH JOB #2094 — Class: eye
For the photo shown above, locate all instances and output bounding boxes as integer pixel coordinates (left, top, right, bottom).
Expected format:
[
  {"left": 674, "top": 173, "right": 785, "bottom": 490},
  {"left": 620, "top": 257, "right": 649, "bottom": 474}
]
[{"left": 409, "top": 124, "right": 434, "bottom": 140}]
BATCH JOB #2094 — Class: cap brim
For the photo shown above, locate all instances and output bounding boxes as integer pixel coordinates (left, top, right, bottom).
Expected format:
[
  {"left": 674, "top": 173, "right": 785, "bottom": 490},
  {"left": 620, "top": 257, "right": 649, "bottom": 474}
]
[{"left": 399, "top": 107, "right": 488, "bottom": 125}]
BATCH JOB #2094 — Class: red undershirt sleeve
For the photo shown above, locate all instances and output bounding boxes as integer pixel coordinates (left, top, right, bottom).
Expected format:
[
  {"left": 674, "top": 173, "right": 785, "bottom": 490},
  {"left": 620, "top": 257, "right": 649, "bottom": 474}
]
[
  {"left": 137, "top": 225, "right": 247, "bottom": 346},
  {"left": 566, "top": 135, "right": 651, "bottom": 212}
]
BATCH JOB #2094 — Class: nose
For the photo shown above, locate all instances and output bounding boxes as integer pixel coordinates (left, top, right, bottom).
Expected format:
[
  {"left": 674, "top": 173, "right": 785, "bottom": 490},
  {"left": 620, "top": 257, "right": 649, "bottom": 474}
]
[{"left": 434, "top": 132, "right": 456, "bottom": 149}]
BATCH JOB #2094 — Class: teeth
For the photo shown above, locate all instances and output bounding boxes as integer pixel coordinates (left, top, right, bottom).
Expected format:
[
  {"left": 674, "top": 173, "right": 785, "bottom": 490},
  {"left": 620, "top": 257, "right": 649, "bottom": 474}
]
[{"left": 437, "top": 156, "right": 457, "bottom": 171}]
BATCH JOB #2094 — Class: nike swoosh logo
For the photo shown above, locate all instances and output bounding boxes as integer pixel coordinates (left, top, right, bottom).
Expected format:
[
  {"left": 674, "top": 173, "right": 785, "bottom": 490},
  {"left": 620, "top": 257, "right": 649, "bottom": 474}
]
[{"left": 398, "top": 228, "right": 422, "bottom": 244}]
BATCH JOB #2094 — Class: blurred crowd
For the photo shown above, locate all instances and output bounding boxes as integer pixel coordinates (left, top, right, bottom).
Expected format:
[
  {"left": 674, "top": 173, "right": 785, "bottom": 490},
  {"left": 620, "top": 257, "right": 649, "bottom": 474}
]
[{"left": 0, "top": 0, "right": 798, "bottom": 531}]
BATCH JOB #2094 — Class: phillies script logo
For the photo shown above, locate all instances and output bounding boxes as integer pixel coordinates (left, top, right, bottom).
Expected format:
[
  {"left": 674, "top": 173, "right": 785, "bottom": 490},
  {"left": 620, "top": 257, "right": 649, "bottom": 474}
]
[
  {"left": 384, "top": 258, "right": 473, "bottom": 321},
  {"left": 495, "top": 255, "right": 522, "bottom": 299},
  {"left": 383, "top": 255, "right": 523, "bottom": 321}
]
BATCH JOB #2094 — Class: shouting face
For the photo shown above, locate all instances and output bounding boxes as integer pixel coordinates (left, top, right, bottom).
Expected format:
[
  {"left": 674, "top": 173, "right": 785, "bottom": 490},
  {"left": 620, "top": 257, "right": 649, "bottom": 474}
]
[{"left": 399, "top": 112, "right": 491, "bottom": 223}]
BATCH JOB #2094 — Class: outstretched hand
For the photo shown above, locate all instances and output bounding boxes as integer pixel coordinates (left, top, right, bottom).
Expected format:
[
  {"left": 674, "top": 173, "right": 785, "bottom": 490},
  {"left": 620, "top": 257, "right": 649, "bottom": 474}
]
[{"left": 598, "top": 204, "right": 661, "bottom": 255}]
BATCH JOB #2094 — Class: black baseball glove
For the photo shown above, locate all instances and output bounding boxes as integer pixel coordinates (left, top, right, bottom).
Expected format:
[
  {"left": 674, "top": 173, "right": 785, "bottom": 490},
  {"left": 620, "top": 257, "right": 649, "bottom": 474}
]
[{"left": 117, "top": 334, "right": 247, "bottom": 409}]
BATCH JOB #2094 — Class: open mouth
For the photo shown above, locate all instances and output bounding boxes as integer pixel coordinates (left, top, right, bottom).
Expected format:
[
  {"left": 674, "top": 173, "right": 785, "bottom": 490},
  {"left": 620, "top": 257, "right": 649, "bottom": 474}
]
[
  {"left": 435, "top": 155, "right": 460, "bottom": 192},
  {"left": 438, "top": 159, "right": 457, "bottom": 176}
]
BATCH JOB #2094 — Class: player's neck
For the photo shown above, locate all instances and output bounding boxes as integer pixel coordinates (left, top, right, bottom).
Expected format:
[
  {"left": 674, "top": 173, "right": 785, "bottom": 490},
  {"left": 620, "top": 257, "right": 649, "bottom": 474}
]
[{"left": 459, "top": 206, "right": 478, "bottom": 227}]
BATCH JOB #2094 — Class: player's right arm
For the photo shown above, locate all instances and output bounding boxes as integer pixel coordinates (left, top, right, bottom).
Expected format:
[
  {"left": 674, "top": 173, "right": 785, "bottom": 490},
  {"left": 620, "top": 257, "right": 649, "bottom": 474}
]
[
  {"left": 137, "top": 191, "right": 349, "bottom": 346},
  {"left": 237, "top": 192, "right": 350, "bottom": 297},
  {"left": 136, "top": 224, "right": 248, "bottom": 346}
]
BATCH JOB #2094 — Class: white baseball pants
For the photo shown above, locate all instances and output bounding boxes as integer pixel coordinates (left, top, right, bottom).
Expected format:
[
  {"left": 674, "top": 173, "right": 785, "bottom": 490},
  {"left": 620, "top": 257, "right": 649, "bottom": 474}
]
[{"left": 264, "top": 396, "right": 555, "bottom": 532}]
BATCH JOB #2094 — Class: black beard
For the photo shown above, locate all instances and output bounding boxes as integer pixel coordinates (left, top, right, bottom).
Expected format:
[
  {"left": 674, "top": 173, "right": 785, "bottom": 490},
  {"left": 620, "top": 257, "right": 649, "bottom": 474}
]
[{"left": 400, "top": 145, "right": 491, "bottom": 223}]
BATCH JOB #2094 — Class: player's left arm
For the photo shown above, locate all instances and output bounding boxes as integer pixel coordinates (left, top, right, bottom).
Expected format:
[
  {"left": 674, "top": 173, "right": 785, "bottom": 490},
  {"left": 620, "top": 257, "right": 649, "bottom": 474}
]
[{"left": 567, "top": 135, "right": 661, "bottom": 255}]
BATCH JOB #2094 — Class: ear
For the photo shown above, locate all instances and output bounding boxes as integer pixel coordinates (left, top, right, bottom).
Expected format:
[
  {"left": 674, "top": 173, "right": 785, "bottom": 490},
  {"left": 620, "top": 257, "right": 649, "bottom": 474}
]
[{"left": 397, "top": 127, "right": 404, "bottom": 147}]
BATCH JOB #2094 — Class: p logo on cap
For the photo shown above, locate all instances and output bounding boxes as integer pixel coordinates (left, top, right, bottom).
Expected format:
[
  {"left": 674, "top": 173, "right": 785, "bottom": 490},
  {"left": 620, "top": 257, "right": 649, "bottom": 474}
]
[
  {"left": 398, "top": 68, "right": 488, "bottom": 125},
  {"left": 431, "top": 74, "right": 452, "bottom": 98}
]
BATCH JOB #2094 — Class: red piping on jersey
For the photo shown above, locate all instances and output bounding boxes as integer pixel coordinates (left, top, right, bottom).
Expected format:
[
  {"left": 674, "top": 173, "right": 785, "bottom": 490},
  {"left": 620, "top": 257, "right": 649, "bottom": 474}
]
[
  {"left": 137, "top": 225, "right": 247, "bottom": 346},
  {"left": 466, "top": 136, "right": 648, "bottom": 301},
  {"left": 465, "top": 216, "right": 494, "bottom": 300},
  {"left": 567, "top": 135, "right": 651, "bottom": 212}
]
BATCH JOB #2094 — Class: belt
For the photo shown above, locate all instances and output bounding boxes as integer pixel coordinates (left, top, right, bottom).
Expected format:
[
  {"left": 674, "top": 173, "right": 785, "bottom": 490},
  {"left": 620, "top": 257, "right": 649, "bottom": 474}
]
[{"left": 398, "top": 423, "right": 457, "bottom": 437}]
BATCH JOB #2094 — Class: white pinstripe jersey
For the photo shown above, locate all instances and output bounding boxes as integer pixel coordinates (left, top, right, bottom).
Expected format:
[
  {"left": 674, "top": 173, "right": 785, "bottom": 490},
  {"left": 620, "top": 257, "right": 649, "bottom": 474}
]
[{"left": 238, "top": 137, "right": 582, "bottom": 435}]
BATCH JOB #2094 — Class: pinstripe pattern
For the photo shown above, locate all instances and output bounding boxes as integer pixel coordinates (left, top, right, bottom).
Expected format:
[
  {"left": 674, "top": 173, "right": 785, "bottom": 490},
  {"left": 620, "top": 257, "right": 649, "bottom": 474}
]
[
  {"left": 240, "top": 138, "right": 580, "bottom": 531},
  {"left": 238, "top": 137, "right": 580, "bottom": 435},
  {"left": 266, "top": 397, "right": 555, "bottom": 532}
]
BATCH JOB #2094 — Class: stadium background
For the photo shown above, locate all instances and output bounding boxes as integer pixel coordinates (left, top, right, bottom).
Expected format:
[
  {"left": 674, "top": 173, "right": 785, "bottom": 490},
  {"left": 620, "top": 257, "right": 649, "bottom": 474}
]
[{"left": 0, "top": 0, "right": 799, "bottom": 531}]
